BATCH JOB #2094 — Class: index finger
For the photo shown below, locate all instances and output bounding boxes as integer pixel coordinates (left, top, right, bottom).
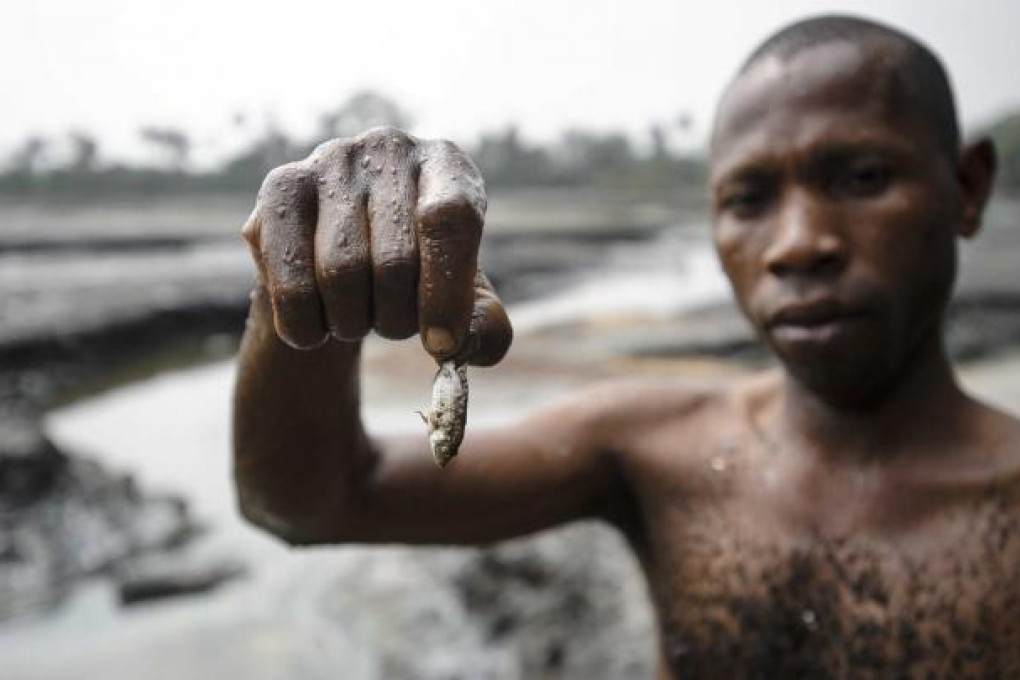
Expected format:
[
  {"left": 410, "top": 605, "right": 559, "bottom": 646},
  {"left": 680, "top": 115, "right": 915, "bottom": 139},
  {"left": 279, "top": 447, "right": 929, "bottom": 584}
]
[{"left": 415, "top": 140, "right": 486, "bottom": 360}]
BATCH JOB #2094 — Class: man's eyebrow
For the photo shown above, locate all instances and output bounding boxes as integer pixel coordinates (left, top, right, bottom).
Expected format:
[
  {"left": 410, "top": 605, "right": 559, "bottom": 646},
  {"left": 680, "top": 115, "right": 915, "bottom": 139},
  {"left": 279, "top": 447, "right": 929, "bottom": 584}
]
[
  {"left": 712, "top": 136, "right": 915, "bottom": 186},
  {"left": 712, "top": 162, "right": 780, "bottom": 190},
  {"left": 808, "top": 139, "right": 913, "bottom": 163}
]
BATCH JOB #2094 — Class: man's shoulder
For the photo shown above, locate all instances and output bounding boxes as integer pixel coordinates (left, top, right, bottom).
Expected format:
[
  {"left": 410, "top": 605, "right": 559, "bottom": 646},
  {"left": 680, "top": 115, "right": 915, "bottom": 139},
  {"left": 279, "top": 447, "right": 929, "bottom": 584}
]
[{"left": 541, "top": 369, "right": 779, "bottom": 452}]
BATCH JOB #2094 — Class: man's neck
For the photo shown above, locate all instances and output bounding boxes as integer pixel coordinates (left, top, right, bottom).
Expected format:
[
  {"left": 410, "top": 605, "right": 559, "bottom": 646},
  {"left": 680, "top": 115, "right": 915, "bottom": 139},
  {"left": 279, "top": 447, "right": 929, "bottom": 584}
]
[{"left": 776, "top": 333, "right": 970, "bottom": 465}]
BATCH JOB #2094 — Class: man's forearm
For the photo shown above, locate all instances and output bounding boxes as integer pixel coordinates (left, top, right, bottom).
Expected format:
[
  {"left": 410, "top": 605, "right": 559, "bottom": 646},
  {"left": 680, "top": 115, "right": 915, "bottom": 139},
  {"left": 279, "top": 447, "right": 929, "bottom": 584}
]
[{"left": 232, "top": 285, "right": 375, "bottom": 544}]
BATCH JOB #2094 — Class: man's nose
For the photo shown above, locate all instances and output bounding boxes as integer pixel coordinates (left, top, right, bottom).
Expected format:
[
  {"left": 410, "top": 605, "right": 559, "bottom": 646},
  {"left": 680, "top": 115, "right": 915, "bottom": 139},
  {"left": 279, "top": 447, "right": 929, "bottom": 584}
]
[{"left": 764, "top": 190, "right": 847, "bottom": 278}]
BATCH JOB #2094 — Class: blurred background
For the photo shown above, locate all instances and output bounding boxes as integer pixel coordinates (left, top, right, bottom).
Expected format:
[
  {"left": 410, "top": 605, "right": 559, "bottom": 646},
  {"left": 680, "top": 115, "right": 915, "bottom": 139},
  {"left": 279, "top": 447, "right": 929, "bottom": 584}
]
[{"left": 0, "top": 1, "right": 1018, "bottom": 678}]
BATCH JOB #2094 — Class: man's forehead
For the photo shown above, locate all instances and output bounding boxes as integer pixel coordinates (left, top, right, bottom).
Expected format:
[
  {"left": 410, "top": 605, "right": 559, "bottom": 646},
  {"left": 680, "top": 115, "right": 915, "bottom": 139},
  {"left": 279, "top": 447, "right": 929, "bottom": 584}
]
[{"left": 710, "top": 40, "right": 909, "bottom": 166}]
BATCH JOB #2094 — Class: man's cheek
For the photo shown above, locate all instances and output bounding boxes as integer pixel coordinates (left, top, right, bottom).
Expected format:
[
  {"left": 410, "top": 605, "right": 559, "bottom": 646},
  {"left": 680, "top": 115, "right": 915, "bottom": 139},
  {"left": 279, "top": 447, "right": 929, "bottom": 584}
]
[{"left": 715, "top": 229, "right": 752, "bottom": 280}]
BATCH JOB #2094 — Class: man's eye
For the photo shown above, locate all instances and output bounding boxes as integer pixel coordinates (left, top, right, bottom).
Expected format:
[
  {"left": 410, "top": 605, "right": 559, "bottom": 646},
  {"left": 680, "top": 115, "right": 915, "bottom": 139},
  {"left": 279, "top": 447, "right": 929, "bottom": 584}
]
[
  {"left": 835, "top": 165, "right": 892, "bottom": 197},
  {"left": 721, "top": 189, "right": 768, "bottom": 217}
]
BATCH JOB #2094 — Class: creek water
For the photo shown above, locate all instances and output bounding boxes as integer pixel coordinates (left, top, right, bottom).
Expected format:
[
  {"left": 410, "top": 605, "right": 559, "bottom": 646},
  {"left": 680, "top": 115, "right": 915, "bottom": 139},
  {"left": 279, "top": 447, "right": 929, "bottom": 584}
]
[{"left": 0, "top": 229, "right": 728, "bottom": 679}]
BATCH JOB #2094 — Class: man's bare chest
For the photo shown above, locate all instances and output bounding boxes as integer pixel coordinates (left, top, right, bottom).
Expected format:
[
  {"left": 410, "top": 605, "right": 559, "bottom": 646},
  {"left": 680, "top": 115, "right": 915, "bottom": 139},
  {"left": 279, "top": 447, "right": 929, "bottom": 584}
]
[{"left": 634, "top": 485, "right": 1020, "bottom": 678}]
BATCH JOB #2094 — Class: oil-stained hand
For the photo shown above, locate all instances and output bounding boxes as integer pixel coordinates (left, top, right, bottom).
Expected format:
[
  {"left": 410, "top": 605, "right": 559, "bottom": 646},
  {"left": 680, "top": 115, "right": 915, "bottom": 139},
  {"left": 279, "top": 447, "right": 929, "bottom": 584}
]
[{"left": 241, "top": 127, "right": 512, "bottom": 366}]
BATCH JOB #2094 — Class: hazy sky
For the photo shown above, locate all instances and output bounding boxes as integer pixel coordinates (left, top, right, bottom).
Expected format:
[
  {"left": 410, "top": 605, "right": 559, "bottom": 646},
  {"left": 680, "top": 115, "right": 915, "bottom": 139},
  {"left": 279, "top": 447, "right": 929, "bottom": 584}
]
[{"left": 3, "top": 0, "right": 1019, "bottom": 166}]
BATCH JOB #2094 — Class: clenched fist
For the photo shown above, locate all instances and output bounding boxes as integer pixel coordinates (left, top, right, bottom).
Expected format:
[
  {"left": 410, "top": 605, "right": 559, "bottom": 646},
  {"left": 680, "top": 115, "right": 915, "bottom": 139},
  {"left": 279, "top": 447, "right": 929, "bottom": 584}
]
[{"left": 242, "top": 127, "right": 512, "bottom": 365}]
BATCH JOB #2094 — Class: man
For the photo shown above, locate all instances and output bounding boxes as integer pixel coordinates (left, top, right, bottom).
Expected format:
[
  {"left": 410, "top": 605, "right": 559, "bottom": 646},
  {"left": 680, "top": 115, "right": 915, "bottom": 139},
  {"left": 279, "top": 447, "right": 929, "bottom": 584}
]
[{"left": 233, "top": 14, "right": 1018, "bottom": 677}]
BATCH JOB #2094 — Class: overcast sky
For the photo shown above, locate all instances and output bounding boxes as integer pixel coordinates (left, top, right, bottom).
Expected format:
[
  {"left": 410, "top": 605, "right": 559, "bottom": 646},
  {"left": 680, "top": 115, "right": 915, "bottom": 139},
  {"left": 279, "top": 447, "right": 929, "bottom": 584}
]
[{"left": 2, "top": 0, "right": 1018, "bottom": 166}]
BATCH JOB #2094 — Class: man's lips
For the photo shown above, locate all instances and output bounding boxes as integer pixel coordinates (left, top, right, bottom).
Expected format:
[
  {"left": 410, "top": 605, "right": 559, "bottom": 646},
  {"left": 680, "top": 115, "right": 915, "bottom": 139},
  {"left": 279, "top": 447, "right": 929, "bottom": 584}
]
[{"left": 766, "top": 299, "right": 871, "bottom": 342}]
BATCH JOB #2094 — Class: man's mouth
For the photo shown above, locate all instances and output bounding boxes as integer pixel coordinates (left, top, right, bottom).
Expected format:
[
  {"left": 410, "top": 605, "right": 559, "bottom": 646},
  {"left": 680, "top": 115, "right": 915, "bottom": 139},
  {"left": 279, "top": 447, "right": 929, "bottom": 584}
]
[{"left": 766, "top": 299, "right": 870, "bottom": 344}]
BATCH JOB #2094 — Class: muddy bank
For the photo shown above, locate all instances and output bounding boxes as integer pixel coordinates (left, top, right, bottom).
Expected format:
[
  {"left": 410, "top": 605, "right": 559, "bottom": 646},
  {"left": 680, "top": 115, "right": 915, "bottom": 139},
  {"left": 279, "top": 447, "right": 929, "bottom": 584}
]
[
  {"left": 0, "top": 206, "right": 681, "bottom": 626},
  {"left": 0, "top": 410, "right": 206, "bottom": 623}
]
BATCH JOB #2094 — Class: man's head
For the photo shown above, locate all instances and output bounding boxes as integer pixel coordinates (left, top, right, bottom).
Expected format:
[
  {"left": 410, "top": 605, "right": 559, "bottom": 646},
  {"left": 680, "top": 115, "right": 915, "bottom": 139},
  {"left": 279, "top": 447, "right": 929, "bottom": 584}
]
[{"left": 709, "top": 15, "right": 997, "bottom": 407}]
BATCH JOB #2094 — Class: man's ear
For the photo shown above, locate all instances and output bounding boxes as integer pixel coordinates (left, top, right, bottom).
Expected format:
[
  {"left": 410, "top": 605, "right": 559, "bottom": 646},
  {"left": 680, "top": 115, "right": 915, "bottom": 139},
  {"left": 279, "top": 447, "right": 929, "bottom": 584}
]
[{"left": 956, "top": 137, "right": 997, "bottom": 238}]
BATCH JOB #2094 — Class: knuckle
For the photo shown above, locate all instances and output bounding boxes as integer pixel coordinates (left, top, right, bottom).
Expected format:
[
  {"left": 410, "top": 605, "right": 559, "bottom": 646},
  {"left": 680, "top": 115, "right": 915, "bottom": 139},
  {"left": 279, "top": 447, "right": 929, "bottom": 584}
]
[
  {"left": 312, "top": 138, "right": 358, "bottom": 174},
  {"left": 259, "top": 162, "right": 315, "bottom": 206},
  {"left": 359, "top": 125, "right": 413, "bottom": 145},
  {"left": 417, "top": 194, "right": 484, "bottom": 239},
  {"left": 433, "top": 138, "right": 462, "bottom": 155},
  {"left": 310, "top": 137, "right": 349, "bottom": 159},
  {"left": 429, "top": 138, "right": 482, "bottom": 176},
  {"left": 270, "top": 280, "right": 318, "bottom": 307},
  {"left": 318, "top": 258, "right": 370, "bottom": 287},
  {"left": 373, "top": 253, "right": 418, "bottom": 277}
]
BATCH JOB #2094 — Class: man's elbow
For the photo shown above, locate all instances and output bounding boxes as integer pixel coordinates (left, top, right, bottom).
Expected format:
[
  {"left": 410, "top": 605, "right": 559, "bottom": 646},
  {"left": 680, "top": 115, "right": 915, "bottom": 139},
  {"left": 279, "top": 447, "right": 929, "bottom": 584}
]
[{"left": 235, "top": 490, "right": 351, "bottom": 547}]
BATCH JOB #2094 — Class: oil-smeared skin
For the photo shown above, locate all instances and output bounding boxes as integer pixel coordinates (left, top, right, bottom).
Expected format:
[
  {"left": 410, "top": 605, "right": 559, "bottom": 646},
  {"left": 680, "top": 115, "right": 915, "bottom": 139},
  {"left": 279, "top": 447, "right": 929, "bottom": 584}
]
[
  {"left": 419, "top": 361, "right": 469, "bottom": 467},
  {"left": 613, "top": 396, "right": 1020, "bottom": 680},
  {"left": 651, "top": 504, "right": 1020, "bottom": 678}
]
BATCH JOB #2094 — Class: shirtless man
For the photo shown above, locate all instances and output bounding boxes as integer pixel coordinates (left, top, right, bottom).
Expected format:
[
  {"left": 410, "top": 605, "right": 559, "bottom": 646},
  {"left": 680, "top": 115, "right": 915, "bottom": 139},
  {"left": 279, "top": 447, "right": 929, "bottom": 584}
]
[{"left": 232, "top": 15, "right": 1020, "bottom": 677}]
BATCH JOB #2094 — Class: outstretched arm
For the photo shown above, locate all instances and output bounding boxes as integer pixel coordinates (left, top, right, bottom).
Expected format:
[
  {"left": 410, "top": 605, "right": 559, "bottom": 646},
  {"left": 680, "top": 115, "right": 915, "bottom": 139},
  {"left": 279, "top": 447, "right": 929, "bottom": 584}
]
[{"left": 232, "top": 129, "right": 625, "bottom": 546}]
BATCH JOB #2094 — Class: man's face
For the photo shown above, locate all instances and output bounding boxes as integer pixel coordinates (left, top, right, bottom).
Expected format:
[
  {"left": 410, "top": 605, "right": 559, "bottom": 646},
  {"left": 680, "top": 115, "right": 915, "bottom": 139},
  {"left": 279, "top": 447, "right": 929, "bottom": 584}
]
[{"left": 709, "top": 41, "right": 966, "bottom": 405}]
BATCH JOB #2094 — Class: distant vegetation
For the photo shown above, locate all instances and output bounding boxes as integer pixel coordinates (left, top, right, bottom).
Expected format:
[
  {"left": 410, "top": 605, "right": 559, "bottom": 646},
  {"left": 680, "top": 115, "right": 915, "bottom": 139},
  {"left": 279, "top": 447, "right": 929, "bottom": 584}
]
[
  {"left": 982, "top": 110, "right": 1020, "bottom": 192},
  {"left": 3, "top": 90, "right": 1018, "bottom": 201},
  {"left": 0, "top": 91, "right": 704, "bottom": 201}
]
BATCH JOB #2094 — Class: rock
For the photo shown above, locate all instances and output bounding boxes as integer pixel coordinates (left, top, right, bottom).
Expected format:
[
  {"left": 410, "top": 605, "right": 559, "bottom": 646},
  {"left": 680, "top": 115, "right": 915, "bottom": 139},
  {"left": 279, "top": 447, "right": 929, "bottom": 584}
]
[
  {"left": 0, "top": 417, "right": 204, "bottom": 622},
  {"left": 0, "top": 410, "right": 67, "bottom": 509},
  {"left": 317, "top": 523, "right": 657, "bottom": 679},
  {"left": 116, "top": 555, "right": 247, "bottom": 605}
]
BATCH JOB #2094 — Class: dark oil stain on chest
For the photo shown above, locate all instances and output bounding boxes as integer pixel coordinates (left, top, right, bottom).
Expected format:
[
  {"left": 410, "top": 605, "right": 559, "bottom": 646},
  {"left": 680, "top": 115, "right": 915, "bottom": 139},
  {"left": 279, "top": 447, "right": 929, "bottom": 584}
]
[{"left": 659, "top": 493, "right": 1020, "bottom": 679}]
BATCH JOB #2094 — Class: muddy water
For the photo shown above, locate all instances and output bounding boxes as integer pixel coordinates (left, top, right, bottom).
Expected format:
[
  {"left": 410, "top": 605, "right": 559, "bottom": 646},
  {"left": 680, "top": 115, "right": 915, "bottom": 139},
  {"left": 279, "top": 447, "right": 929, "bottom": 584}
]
[{"left": 0, "top": 231, "right": 728, "bottom": 679}]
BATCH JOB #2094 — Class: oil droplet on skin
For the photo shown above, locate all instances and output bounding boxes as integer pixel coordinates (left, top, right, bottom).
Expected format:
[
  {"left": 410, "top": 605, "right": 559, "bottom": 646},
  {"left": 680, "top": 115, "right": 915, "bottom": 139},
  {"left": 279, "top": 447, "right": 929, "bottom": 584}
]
[
  {"left": 444, "top": 271, "right": 454, "bottom": 280},
  {"left": 710, "top": 456, "right": 727, "bottom": 472},
  {"left": 801, "top": 610, "right": 818, "bottom": 630}
]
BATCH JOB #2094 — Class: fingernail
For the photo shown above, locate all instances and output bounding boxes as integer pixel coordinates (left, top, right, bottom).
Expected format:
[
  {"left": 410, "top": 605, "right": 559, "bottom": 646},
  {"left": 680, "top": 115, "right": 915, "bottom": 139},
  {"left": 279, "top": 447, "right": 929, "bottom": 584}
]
[{"left": 424, "top": 326, "right": 456, "bottom": 355}]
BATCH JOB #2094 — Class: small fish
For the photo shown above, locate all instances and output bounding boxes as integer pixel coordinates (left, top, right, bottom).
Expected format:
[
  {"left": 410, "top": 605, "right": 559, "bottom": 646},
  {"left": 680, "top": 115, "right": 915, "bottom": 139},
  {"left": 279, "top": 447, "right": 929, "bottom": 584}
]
[{"left": 418, "top": 361, "right": 469, "bottom": 467}]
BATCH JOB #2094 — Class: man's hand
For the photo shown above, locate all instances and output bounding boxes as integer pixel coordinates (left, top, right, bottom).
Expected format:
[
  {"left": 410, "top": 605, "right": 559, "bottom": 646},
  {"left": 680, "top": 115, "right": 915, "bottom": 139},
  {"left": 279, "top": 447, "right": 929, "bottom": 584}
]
[
  {"left": 234, "top": 128, "right": 625, "bottom": 546},
  {"left": 241, "top": 126, "right": 511, "bottom": 366}
]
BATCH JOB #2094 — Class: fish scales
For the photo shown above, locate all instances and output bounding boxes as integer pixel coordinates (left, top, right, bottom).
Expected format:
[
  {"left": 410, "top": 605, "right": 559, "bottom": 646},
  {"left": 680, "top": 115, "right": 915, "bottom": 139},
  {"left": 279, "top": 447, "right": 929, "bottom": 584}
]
[{"left": 420, "top": 361, "right": 469, "bottom": 467}]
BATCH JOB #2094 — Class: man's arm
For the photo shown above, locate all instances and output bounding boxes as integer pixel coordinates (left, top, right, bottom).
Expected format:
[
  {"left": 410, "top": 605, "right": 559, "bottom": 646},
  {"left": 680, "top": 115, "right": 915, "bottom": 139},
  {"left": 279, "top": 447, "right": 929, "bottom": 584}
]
[
  {"left": 233, "top": 284, "right": 627, "bottom": 546},
  {"left": 232, "top": 128, "right": 628, "bottom": 546}
]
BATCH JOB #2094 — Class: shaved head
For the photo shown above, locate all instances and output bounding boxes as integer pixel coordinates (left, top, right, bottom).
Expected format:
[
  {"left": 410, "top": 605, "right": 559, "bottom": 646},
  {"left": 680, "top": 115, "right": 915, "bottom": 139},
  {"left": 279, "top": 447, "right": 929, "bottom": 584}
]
[{"left": 719, "top": 14, "right": 960, "bottom": 159}]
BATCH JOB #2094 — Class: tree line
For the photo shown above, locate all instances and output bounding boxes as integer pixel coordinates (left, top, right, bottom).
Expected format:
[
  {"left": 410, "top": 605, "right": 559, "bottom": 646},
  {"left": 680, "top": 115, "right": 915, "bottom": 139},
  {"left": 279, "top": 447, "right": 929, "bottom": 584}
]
[{"left": 2, "top": 90, "right": 1017, "bottom": 200}]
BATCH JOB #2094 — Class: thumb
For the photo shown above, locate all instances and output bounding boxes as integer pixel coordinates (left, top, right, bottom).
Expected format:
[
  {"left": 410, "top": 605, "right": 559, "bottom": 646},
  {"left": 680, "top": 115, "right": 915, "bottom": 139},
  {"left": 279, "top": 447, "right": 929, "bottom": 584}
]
[{"left": 453, "top": 270, "right": 513, "bottom": 367}]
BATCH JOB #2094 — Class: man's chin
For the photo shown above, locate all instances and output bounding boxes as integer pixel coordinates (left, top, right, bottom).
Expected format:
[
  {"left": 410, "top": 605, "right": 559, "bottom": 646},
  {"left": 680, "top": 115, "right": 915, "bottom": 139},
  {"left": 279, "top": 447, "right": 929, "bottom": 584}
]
[{"left": 769, "top": 337, "right": 894, "bottom": 409}]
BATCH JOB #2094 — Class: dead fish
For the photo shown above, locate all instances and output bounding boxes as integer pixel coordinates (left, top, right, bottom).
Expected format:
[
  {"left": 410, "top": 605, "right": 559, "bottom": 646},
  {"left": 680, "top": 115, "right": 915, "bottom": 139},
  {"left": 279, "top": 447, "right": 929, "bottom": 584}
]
[{"left": 418, "top": 361, "right": 469, "bottom": 467}]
